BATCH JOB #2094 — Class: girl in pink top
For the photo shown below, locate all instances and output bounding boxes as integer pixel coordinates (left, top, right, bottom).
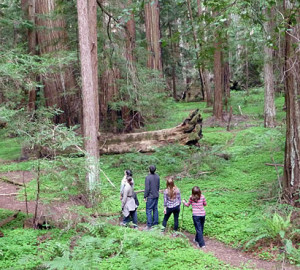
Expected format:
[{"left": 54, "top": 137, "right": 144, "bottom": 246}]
[{"left": 183, "top": 186, "right": 207, "bottom": 248}]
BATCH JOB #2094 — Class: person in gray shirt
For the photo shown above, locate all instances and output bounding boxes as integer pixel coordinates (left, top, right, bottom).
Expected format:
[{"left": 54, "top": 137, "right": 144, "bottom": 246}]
[{"left": 144, "top": 165, "right": 160, "bottom": 229}]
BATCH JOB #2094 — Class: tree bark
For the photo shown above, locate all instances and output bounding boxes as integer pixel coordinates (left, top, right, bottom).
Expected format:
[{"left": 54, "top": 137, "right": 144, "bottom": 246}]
[
  {"left": 223, "top": 60, "right": 230, "bottom": 112},
  {"left": 144, "top": 0, "right": 163, "bottom": 72},
  {"left": 99, "top": 67, "right": 121, "bottom": 133},
  {"left": 186, "top": 0, "right": 204, "bottom": 100},
  {"left": 282, "top": 1, "right": 300, "bottom": 206},
  {"left": 35, "top": 0, "right": 81, "bottom": 126},
  {"left": 168, "top": 22, "right": 178, "bottom": 101},
  {"left": 213, "top": 37, "right": 223, "bottom": 121},
  {"left": 77, "top": 0, "right": 100, "bottom": 193},
  {"left": 99, "top": 109, "right": 202, "bottom": 154},
  {"left": 197, "top": 0, "right": 213, "bottom": 106},
  {"left": 88, "top": 0, "right": 99, "bottom": 134},
  {"left": 263, "top": 7, "right": 276, "bottom": 128}
]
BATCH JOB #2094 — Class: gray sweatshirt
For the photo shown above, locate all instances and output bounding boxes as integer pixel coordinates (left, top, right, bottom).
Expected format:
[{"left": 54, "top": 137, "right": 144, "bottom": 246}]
[{"left": 144, "top": 173, "right": 160, "bottom": 199}]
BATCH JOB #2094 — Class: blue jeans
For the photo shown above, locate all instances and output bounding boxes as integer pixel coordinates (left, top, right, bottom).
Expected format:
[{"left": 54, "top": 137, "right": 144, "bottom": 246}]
[
  {"left": 192, "top": 216, "right": 205, "bottom": 247},
  {"left": 146, "top": 198, "right": 159, "bottom": 227},
  {"left": 162, "top": 205, "right": 180, "bottom": 231},
  {"left": 123, "top": 210, "right": 137, "bottom": 226}
]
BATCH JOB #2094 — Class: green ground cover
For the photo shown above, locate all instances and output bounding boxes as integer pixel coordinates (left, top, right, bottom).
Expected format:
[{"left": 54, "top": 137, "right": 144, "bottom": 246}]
[{"left": 0, "top": 209, "right": 242, "bottom": 270}]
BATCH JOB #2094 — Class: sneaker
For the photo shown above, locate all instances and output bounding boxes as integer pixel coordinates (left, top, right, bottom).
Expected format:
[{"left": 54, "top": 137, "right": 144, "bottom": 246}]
[
  {"left": 201, "top": 246, "right": 206, "bottom": 249},
  {"left": 143, "top": 226, "right": 151, "bottom": 231},
  {"left": 120, "top": 222, "right": 127, "bottom": 227}
]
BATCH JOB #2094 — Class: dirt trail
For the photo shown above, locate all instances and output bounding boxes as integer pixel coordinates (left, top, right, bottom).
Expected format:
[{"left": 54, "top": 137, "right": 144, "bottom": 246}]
[
  {"left": 116, "top": 219, "right": 298, "bottom": 270},
  {"left": 0, "top": 171, "right": 82, "bottom": 225},
  {"left": 0, "top": 171, "right": 298, "bottom": 270}
]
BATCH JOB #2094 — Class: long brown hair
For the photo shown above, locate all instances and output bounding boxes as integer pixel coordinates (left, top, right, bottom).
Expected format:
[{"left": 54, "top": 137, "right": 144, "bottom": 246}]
[
  {"left": 191, "top": 186, "right": 201, "bottom": 202},
  {"left": 166, "top": 179, "right": 177, "bottom": 200}
]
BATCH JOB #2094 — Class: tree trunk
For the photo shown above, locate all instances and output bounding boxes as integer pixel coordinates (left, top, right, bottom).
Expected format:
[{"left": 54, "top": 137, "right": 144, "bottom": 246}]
[
  {"left": 99, "top": 109, "right": 202, "bottom": 154},
  {"left": 77, "top": 0, "right": 100, "bottom": 193},
  {"left": 122, "top": 0, "right": 141, "bottom": 131},
  {"left": 263, "top": 7, "right": 276, "bottom": 128},
  {"left": 186, "top": 0, "right": 204, "bottom": 100},
  {"left": 245, "top": 45, "right": 249, "bottom": 94},
  {"left": 35, "top": 0, "right": 81, "bottom": 126},
  {"left": 213, "top": 38, "right": 223, "bottom": 121},
  {"left": 168, "top": 23, "right": 178, "bottom": 101},
  {"left": 274, "top": 3, "right": 285, "bottom": 94},
  {"left": 223, "top": 60, "right": 230, "bottom": 112},
  {"left": 197, "top": 0, "right": 213, "bottom": 106},
  {"left": 21, "top": 0, "right": 37, "bottom": 112},
  {"left": 144, "top": 0, "right": 163, "bottom": 72},
  {"left": 202, "top": 69, "right": 213, "bottom": 107},
  {"left": 125, "top": 0, "right": 136, "bottom": 64},
  {"left": 88, "top": 0, "right": 99, "bottom": 134},
  {"left": 99, "top": 67, "right": 121, "bottom": 133},
  {"left": 282, "top": 1, "right": 300, "bottom": 207}
]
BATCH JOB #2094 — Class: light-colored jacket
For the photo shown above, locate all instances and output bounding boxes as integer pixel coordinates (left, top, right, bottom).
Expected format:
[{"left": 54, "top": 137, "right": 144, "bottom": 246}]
[
  {"left": 120, "top": 176, "right": 134, "bottom": 195},
  {"left": 122, "top": 183, "right": 136, "bottom": 217}
]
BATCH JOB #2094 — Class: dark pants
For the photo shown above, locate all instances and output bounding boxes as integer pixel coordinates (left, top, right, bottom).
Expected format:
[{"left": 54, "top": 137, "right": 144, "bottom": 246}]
[
  {"left": 162, "top": 205, "right": 180, "bottom": 231},
  {"left": 146, "top": 198, "right": 159, "bottom": 227},
  {"left": 192, "top": 215, "right": 205, "bottom": 247},
  {"left": 123, "top": 210, "right": 137, "bottom": 226}
]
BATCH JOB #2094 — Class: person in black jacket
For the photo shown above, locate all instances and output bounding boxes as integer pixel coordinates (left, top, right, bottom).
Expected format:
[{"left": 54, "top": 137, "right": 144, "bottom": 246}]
[{"left": 144, "top": 165, "right": 160, "bottom": 230}]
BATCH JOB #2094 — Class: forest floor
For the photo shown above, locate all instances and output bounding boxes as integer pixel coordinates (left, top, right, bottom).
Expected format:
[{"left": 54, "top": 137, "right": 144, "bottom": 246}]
[{"left": 0, "top": 170, "right": 298, "bottom": 270}]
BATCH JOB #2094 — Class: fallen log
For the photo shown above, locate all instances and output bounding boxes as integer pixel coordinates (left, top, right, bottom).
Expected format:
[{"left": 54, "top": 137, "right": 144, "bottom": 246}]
[
  {"left": 30, "top": 109, "right": 202, "bottom": 157},
  {"left": 0, "top": 210, "right": 20, "bottom": 227},
  {"left": 92, "top": 209, "right": 146, "bottom": 218},
  {"left": 135, "top": 189, "right": 164, "bottom": 194},
  {"left": 265, "top": 163, "right": 284, "bottom": 167},
  {"left": 0, "top": 176, "right": 24, "bottom": 187},
  {"left": 99, "top": 109, "right": 202, "bottom": 154}
]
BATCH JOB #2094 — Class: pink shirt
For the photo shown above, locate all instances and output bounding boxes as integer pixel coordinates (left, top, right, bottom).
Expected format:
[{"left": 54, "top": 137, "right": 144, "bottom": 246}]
[{"left": 184, "top": 195, "right": 207, "bottom": 216}]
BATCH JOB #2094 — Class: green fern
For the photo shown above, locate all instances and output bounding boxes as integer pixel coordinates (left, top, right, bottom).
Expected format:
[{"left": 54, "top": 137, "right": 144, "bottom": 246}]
[
  {"left": 78, "top": 221, "right": 106, "bottom": 237},
  {"left": 245, "top": 233, "right": 270, "bottom": 250},
  {"left": 263, "top": 212, "right": 292, "bottom": 240},
  {"left": 245, "top": 212, "right": 293, "bottom": 249}
]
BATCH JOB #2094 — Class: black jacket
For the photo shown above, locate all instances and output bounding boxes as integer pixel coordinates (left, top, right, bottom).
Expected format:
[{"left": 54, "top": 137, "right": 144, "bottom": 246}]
[{"left": 144, "top": 173, "right": 160, "bottom": 199}]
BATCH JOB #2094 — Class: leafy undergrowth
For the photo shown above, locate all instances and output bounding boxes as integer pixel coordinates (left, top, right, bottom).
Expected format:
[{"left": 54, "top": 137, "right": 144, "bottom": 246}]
[
  {"left": 0, "top": 209, "right": 242, "bottom": 270},
  {"left": 0, "top": 130, "right": 21, "bottom": 161},
  {"left": 0, "top": 88, "right": 299, "bottom": 266}
]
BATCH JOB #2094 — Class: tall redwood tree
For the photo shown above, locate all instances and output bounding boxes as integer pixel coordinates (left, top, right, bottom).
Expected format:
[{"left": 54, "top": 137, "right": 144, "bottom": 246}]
[
  {"left": 213, "top": 37, "right": 223, "bottom": 121},
  {"left": 263, "top": 6, "right": 276, "bottom": 128},
  {"left": 77, "top": 0, "right": 100, "bottom": 193},
  {"left": 144, "top": 0, "right": 163, "bottom": 72},
  {"left": 282, "top": 1, "right": 300, "bottom": 206}
]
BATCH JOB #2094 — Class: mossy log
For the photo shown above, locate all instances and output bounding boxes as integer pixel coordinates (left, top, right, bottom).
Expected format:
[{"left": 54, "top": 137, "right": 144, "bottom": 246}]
[{"left": 99, "top": 109, "right": 202, "bottom": 154}]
